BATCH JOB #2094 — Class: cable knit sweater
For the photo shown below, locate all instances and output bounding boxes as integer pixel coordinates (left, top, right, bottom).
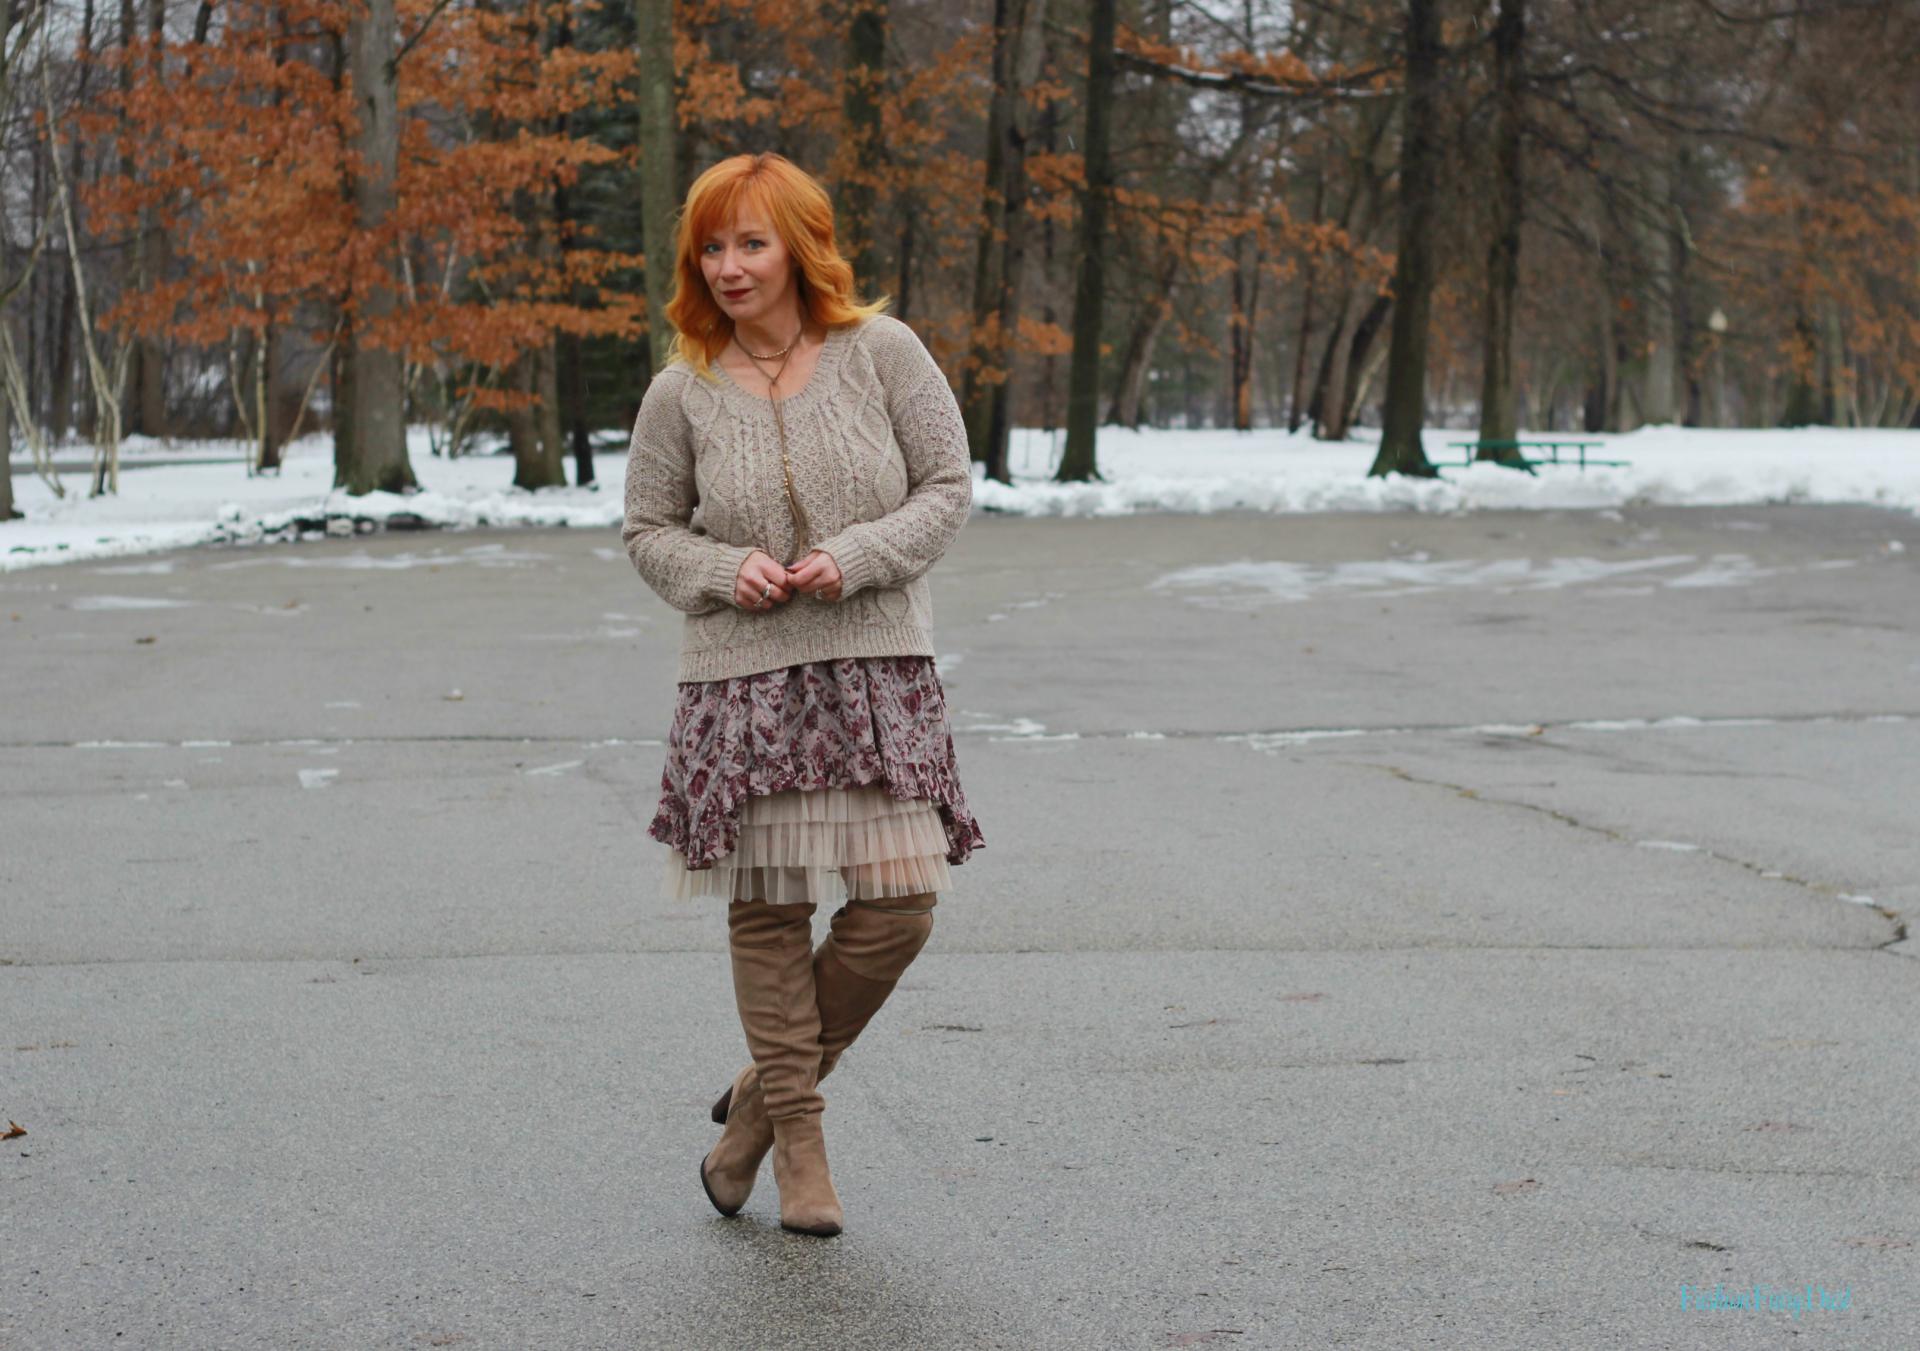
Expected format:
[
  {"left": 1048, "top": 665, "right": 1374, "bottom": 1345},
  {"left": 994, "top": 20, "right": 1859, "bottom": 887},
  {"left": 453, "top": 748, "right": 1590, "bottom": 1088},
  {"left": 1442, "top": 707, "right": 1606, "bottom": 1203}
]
[{"left": 621, "top": 313, "right": 975, "bottom": 682}]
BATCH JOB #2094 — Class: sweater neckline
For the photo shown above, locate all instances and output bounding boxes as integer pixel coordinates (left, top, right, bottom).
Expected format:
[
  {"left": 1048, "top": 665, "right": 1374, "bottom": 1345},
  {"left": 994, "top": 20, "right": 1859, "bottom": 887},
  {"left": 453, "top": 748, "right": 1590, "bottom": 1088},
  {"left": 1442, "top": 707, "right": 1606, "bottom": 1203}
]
[{"left": 709, "top": 321, "right": 854, "bottom": 411}]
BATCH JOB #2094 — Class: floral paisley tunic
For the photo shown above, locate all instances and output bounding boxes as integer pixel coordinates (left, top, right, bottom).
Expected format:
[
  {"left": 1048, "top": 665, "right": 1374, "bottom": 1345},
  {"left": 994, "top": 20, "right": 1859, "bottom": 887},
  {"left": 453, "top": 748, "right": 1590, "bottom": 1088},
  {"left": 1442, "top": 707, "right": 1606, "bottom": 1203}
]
[{"left": 650, "top": 654, "right": 985, "bottom": 906}]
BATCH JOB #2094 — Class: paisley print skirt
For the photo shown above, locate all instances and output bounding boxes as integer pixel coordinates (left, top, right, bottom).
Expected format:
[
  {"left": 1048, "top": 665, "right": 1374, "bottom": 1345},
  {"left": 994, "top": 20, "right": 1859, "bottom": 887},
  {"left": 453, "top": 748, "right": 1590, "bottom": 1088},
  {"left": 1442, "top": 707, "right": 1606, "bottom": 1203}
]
[{"left": 649, "top": 655, "right": 985, "bottom": 906}]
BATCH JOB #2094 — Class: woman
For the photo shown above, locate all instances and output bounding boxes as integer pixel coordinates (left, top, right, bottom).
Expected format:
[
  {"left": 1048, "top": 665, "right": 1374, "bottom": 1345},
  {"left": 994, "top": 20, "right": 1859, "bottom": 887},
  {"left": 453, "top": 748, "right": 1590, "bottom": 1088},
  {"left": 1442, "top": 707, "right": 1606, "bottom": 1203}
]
[{"left": 621, "top": 152, "right": 985, "bottom": 1238}]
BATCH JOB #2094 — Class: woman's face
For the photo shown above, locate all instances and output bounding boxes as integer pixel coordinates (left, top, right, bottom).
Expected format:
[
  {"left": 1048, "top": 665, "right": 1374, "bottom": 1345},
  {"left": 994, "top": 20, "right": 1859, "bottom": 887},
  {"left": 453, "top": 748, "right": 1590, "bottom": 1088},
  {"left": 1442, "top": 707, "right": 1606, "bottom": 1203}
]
[{"left": 700, "top": 208, "right": 797, "bottom": 329}]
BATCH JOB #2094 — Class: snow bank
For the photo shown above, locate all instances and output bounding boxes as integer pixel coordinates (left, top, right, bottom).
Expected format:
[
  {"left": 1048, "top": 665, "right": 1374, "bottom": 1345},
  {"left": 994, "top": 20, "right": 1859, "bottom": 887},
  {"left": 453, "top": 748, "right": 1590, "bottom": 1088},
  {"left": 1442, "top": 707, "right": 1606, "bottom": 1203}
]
[
  {"left": 986, "top": 423, "right": 1920, "bottom": 517},
  {"left": 4, "top": 422, "right": 1915, "bottom": 571}
]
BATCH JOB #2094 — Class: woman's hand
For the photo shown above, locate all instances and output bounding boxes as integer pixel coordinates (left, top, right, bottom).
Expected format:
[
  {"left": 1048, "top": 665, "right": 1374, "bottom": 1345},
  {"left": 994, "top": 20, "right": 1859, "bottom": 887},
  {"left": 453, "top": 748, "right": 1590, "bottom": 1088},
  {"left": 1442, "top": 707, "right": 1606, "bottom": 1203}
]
[
  {"left": 734, "top": 550, "right": 793, "bottom": 610},
  {"left": 786, "top": 549, "right": 843, "bottom": 603}
]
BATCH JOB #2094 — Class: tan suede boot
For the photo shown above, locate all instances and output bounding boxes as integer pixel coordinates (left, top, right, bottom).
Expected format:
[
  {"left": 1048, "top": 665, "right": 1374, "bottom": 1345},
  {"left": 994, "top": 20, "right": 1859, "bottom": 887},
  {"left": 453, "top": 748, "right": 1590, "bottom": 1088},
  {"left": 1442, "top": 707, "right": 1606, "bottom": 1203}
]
[
  {"left": 770, "top": 1110, "right": 842, "bottom": 1237},
  {"left": 703, "top": 896, "right": 936, "bottom": 1211},
  {"left": 708, "top": 899, "right": 844, "bottom": 1236},
  {"left": 698, "top": 1062, "right": 764, "bottom": 1217}
]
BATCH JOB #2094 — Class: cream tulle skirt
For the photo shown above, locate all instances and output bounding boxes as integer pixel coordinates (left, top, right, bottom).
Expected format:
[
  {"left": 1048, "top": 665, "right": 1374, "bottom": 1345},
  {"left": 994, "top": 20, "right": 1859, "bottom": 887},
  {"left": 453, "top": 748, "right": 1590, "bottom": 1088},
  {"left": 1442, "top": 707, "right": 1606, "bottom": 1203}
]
[{"left": 661, "top": 783, "right": 954, "bottom": 906}]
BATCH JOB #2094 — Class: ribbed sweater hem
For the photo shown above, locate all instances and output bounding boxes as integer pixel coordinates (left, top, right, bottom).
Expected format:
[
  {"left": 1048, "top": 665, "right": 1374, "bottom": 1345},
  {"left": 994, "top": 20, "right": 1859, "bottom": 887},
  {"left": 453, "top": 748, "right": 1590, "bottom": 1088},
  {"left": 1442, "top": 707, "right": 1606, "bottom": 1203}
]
[{"left": 675, "top": 623, "right": 937, "bottom": 683}]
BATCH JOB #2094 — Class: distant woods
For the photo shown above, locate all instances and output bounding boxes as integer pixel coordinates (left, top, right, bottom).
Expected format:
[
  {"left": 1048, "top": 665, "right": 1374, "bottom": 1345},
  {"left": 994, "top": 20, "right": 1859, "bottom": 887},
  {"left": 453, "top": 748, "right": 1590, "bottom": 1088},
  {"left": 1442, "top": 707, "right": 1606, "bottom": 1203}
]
[{"left": 0, "top": 0, "right": 1915, "bottom": 510}]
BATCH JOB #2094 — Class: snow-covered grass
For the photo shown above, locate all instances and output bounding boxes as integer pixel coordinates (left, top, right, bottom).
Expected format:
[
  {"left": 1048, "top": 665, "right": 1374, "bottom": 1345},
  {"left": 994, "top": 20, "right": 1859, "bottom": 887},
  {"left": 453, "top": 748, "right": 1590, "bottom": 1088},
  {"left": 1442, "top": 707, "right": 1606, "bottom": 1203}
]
[{"left": 4, "top": 422, "right": 1917, "bottom": 571}]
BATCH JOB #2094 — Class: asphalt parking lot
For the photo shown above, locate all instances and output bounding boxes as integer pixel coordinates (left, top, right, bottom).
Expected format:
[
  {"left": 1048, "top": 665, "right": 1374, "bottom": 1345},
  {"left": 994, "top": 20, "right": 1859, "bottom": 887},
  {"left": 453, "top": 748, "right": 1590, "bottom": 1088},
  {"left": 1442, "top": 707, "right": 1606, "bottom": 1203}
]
[{"left": 4, "top": 501, "right": 1916, "bottom": 1349}]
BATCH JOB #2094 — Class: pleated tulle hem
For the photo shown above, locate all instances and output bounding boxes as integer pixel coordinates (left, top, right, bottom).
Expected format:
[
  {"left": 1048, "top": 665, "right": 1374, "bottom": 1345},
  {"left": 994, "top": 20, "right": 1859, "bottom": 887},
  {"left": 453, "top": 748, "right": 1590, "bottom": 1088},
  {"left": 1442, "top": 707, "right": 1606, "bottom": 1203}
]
[{"left": 661, "top": 784, "right": 955, "bottom": 905}]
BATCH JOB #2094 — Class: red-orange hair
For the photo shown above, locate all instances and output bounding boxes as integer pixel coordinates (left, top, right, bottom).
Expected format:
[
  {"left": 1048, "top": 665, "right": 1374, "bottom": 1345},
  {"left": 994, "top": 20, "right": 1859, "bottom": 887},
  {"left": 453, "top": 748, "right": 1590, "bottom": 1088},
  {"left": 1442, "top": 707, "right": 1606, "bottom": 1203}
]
[{"left": 663, "top": 152, "right": 889, "bottom": 378}]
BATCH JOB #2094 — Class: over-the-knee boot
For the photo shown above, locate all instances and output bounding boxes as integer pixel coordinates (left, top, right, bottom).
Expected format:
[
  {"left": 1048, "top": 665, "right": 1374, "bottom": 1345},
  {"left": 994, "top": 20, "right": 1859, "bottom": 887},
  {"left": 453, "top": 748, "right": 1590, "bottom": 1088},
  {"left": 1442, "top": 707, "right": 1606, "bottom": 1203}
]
[
  {"left": 704, "top": 895, "right": 936, "bottom": 1198},
  {"left": 705, "top": 899, "right": 843, "bottom": 1236},
  {"left": 818, "top": 895, "right": 938, "bottom": 1078},
  {"left": 701, "top": 899, "right": 824, "bottom": 1219}
]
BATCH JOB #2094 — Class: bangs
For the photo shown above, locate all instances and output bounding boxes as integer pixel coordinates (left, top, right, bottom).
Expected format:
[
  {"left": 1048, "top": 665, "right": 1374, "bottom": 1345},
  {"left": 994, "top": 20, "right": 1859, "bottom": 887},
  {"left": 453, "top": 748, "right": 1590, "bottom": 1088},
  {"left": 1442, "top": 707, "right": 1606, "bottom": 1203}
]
[{"left": 682, "top": 174, "right": 777, "bottom": 251}]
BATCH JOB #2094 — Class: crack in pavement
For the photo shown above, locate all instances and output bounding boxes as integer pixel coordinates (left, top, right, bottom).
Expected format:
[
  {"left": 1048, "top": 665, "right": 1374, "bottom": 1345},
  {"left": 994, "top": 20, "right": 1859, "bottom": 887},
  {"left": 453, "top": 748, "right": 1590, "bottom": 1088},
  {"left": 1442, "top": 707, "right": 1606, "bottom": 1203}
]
[
  {"left": 3, "top": 708, "right": 1915, "bottom": 753},
  {"left": 1580, "top": 1160, "right": 1920, "bottom": 1183},
  {"left": 2, "top": 942, "right": 1903, "bottom": 969},
  {"left": 1354, "top": 761, "right": 1912, "bottom": 955}
]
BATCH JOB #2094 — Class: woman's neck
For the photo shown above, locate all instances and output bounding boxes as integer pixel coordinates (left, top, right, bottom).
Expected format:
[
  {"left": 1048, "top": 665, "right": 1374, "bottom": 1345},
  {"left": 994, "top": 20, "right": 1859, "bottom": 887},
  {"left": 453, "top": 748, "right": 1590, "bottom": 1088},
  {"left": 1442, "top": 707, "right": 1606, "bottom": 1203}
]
[{"left": 731, "top": 303, "right": 808, "bottom": 357}]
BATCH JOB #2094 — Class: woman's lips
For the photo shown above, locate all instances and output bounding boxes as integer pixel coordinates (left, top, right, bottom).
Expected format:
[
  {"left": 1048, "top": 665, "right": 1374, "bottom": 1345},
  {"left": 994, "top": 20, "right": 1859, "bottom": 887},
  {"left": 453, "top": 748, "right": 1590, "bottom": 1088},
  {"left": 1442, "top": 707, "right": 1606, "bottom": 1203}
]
[{"left": 722, "top": 288, "right": 752, "bottom": 300}]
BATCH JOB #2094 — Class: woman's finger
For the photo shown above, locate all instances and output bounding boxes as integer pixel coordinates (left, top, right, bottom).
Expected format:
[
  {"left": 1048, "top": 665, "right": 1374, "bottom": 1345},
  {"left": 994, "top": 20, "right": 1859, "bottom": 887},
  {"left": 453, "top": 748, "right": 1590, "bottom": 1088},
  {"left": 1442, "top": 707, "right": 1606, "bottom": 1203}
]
[{"left": 739, "top": 568, "right": 787, "bottom": 607}]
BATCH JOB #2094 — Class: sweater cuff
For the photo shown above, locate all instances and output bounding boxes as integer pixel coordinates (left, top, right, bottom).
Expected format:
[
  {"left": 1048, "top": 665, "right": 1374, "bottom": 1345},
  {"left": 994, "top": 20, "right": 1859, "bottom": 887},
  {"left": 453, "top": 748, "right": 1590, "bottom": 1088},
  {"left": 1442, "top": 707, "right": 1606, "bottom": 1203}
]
[
  {"left": 814, "top": 528, "right": 875, "bottom": 600},
  {"left": 706, "top": 543, "right": 757, "bottom": 608}
]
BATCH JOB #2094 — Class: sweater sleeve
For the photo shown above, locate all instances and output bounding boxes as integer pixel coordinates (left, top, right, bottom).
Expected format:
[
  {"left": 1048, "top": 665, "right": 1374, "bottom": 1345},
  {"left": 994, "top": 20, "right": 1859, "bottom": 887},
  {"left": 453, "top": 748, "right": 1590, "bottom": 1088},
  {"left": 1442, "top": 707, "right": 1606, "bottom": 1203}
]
[
  {"left": 811, "top": 321, "right": 974, "bottom": 602},
  {"left": 621, "top": 371, "right": 757, "bottom": 615}
]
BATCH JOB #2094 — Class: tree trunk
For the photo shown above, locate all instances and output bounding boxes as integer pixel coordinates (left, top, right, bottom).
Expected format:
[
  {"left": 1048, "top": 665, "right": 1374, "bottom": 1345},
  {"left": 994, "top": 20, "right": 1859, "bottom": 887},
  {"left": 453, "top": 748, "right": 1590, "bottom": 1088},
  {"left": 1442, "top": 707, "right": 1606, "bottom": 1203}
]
[
  {"left": 636, "top": 0, "right": 677, "bottom": 378},
  {"left": 840, "top": 0, "right": 887, "bottom": 295},
  {"left": 116, "top": 0, "right": 142, "bottom": 435},
  {"left": 1338, "top": 295, "right": 1392, "bottom": 436},
  {"left": 894, "top": 203, "right": 914, "bottom": 320},
  {"left": 1821, "top": 300, "right": 1849, "bottom": 427},
  {"left": 48, "top": 251, "right": 74, "bottom": 442},
  {"left": 137, "top": 0, "right": 166, "bottom": 438},
  {"left": 962, "top": 0, "right": 1018, "bottom": 468},
  {"left": 1108, "top": 261, "right": 1175, "bottom": 428},
  {"left": 534, "top": 337, "right": 564, "bottom": 485},
  {"left": 1311, "top": 290, "right": 1363, "bottom": 440},
  {"left": 326, "top": 29, "right": 355, "bottom": 464},
  {"left": 258, "top": 321, "right": 284, "bottom": 471},
  {"left": 1229, "top": 241, "right": 1259, "bottom": 430},
  {"left": 0, "top": 398, "right": 14, "bottom": 520},
  {"left": 1313, "top": 292, "right": 1391, "bottom": 442},
  {"left": 339, "top": 0, "right": 414, "bottom": 493},
  {"left": 506, "top": 350, "right": 541, "bottom": 487},
  {"left": 118, "top": 0, "right": 168, "bottom": 438},
  {"left": 1106, "top": 0, "right": 1177, "bottom": 432},
  {"left": 0, "top": 86, "right": 14, "bottom": 515},
  {"left": 49, "top": 2, "right": 88, "bottom": 448},
  {"left": 1637, "top": 159, "right": 1677, "bottom": 426},
  {"left": 983, "top": 0, "right": 1047, "bottom": 483},
  {"left": 553, "top": 2, "right": 593, "bottom": 485},
  {"left": 1369, "top": 0, "right": 1440, "bottom": 478},
  {"left": 331, "top": 312, "right": 356, "bottom": 458},
  {"left": 563, "top": 327, "right": 592, "bottom": 485},
  {"left": 1475, "top": 0, "right": 1526, "bottom": 465},
  {"left": 1287, "top": 176, "right": 1325, "bottom": 433},
  {"left": 1056, "top": 0, "right": 1116, "bottom": 483},
  {"left": 1780, "top": 311, "right": 1822, "bottom": 426},
  {"left": 511, "top": 168, "right": 567, "bottom": 488}
]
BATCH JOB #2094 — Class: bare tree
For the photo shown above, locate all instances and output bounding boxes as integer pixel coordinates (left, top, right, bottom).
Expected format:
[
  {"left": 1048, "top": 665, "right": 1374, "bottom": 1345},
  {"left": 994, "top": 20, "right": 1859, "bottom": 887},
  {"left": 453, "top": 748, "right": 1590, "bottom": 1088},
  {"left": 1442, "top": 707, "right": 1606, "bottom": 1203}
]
[
  {"left": 1369, "top": 0, "right": 1440, "bottom": 478},
  {"left": 338, "top": 0, "right": 416, "bottom": 493},
  {"left": 635, "top": 0, "right": 676, "bottom": 378},
  {"left": 1057, "top": 0, "right": 1116, "bottom": 483},
  {"left": 1475, "top": 0, "right": 1527, "bottom": 464},
  {"left": 38, "top": 8, "right": 133, "bottom": 494},
  {"left": 963, "top": 0, "right": 1047, "bottom": 483}
]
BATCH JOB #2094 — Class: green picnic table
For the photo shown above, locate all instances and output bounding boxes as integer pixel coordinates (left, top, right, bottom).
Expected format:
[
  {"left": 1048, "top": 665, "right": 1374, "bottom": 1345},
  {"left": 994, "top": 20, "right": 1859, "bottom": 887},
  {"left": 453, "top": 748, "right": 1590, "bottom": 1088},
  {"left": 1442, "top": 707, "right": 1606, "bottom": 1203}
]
[{"left": 1444, "top": 438, "right": 1630, "bottom": 472}]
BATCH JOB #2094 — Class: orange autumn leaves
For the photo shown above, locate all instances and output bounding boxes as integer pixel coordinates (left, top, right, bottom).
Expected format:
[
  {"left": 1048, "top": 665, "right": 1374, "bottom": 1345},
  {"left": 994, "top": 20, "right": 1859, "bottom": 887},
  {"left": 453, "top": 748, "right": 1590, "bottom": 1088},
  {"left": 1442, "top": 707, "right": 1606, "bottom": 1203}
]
[{"left": 72, "top": 0, "right": 644, "bottom": 409}]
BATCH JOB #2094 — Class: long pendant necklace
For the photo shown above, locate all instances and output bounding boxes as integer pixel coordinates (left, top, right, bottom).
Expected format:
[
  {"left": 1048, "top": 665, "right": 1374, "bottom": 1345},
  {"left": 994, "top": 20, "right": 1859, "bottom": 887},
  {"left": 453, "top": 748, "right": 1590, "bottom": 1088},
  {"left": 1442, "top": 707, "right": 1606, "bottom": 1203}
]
[{"left": 736, "top": 325, "right": 813, "bottom": 557}]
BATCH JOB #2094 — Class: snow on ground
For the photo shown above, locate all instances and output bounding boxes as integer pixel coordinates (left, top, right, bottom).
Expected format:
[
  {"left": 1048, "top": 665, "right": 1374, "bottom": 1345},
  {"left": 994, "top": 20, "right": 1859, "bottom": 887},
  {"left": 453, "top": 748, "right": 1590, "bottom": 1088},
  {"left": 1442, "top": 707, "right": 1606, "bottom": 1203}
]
[{"left": 3, "top": 422, "right": 1917, "bottom": 571}]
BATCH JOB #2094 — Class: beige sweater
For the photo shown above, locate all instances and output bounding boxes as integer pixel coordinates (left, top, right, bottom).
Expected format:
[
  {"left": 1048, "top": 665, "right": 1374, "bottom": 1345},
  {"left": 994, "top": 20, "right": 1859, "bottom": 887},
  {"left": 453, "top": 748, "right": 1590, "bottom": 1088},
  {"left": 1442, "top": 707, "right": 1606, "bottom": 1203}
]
[{"left": 621, "top": 313, "right": 975, "bottom": 682}]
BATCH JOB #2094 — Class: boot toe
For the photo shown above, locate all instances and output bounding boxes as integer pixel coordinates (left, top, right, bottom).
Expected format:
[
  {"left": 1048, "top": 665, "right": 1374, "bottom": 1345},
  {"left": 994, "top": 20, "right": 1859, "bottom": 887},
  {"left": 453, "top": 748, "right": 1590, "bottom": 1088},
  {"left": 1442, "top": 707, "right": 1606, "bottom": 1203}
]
[{"left": 780, "top": 1213, "right": 843, "bottom": 1237}]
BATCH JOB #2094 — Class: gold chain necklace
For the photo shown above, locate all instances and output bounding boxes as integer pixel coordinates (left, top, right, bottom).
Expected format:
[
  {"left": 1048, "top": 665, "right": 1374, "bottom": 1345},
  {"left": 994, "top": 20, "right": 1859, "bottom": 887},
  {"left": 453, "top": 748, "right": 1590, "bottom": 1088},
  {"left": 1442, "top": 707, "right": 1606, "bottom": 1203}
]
[
  {"left": 736, "top": 328, "right": 801, "bottom": 362},
  {"left": 736, "top": 325, "right": 813, "bottom": 558}
]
